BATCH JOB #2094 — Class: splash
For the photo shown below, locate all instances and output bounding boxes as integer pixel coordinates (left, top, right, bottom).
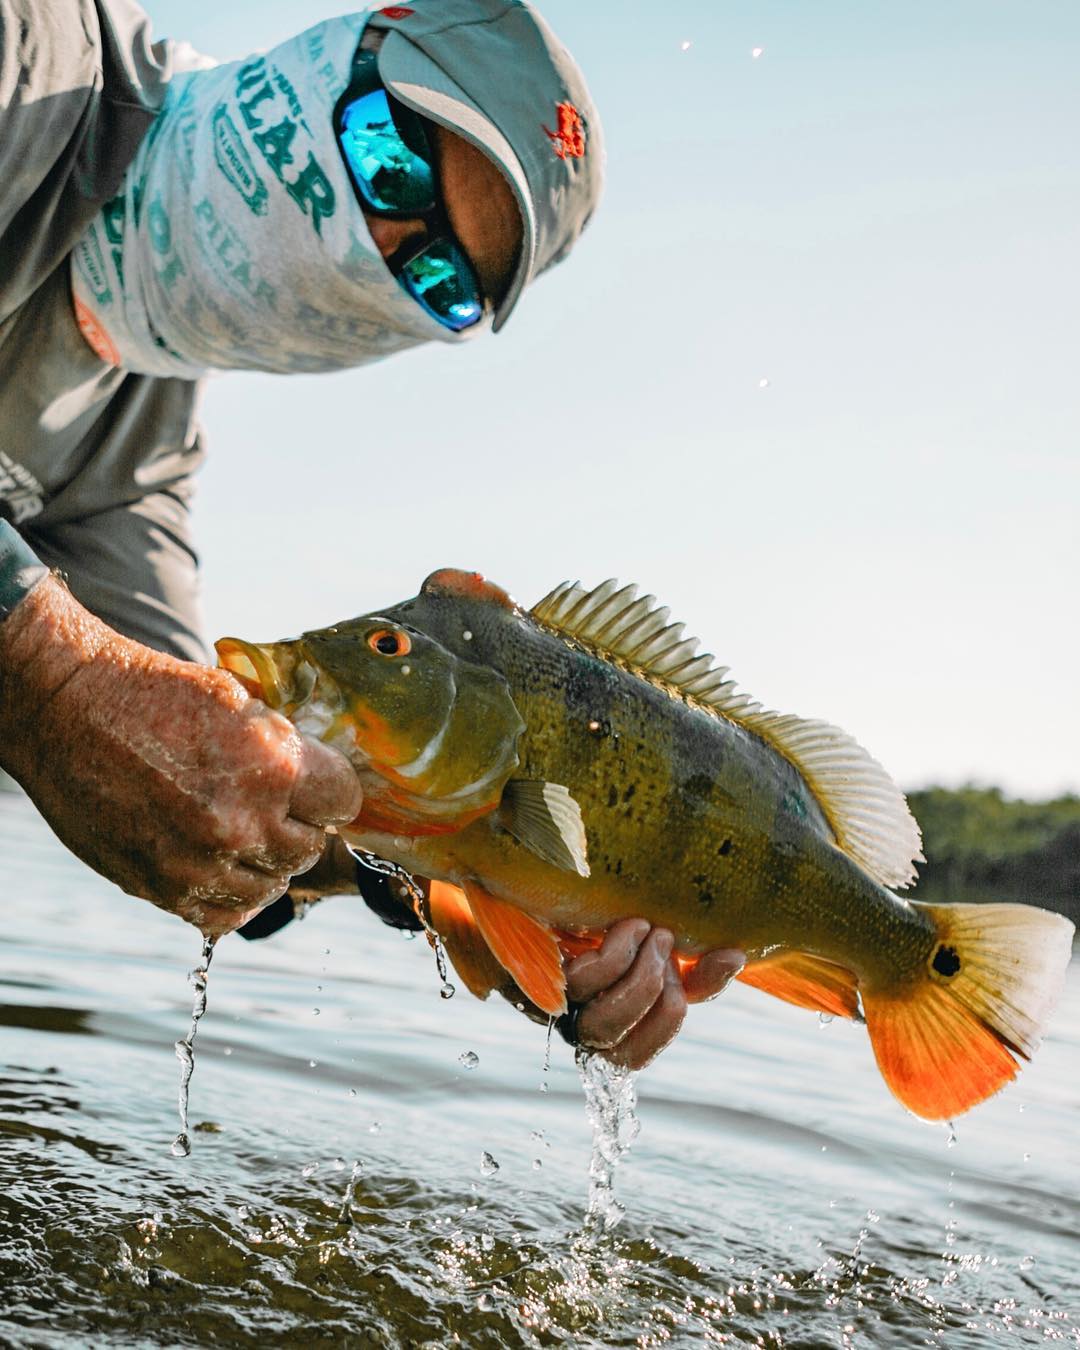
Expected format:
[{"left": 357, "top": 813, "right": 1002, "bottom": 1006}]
[
  {"left": 171, "top": 935, "right": 216, "bottom": 1158},
  {"left": 348, "top": 847, "right": 456, "bottom": 999},
  {"left": 578, "top": 1051, "right": 640, "bottom": 1231}
]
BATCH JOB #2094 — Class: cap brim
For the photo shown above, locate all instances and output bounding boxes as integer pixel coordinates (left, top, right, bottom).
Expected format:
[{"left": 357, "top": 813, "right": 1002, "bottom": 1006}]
[{"left": 376, "top": 30, "right": 536, "bottom": 331}]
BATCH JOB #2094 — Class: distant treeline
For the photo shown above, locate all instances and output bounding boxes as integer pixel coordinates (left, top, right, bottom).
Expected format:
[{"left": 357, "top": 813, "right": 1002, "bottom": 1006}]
[{"left": 907, "top": 786, "right": 1080, "bottom": 924}]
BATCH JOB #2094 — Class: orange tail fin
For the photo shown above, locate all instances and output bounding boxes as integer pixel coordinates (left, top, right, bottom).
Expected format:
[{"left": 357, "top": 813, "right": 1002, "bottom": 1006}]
[{"left": 863, "top": 900, "right": 1074, "bottom": 1120}]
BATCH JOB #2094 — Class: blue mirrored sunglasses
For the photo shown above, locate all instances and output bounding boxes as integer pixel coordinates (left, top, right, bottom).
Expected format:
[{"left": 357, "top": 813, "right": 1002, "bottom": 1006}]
[{"left": 334, "top": 51, "right": 484, "bottom": 332}]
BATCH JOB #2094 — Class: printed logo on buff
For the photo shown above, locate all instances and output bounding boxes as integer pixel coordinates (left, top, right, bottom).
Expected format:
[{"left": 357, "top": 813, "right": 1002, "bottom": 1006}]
[
  {"left": 0, "top": 453, "right": 45, "bottom": 525},
  {"left": 213, "top": 106, "right": 269, "bottom": 216},
  {"left": 379, "top": 7, "right": 415, "bottom": 18},
  {"left": 543, "top": 102, "right": 587, "bottom": 160},
  {"left": 235, "top": 57, "right": 337, "bottom": 238}
]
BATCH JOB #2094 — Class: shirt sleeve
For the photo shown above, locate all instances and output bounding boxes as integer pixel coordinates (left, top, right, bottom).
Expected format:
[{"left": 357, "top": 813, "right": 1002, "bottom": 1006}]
[
  {"left": 24, "top": 483, "right": 209, "bottom": 662},
  {"left": 0, "top": 0, "right": 172, "bottom": 323}
]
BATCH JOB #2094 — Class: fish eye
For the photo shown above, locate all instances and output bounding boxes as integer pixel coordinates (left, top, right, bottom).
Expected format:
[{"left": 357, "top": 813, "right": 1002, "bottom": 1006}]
[{"left": 367, "top": 628, "right": 411, "bottom": 658}]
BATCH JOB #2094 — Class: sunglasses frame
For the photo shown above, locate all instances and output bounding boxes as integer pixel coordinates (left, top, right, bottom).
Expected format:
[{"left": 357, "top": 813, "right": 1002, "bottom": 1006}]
[{"left": 333, "top": 49, "right": 486, "bottom": 331}]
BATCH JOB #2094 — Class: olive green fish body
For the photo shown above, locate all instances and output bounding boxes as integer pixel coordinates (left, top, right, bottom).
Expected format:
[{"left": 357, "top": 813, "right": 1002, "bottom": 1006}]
[{"left": 370, "top": 583, "right": 935, "bottom": 990}]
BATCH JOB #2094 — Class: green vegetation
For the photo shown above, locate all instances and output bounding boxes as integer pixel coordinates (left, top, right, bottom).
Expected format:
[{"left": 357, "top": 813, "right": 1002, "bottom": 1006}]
[{"left": 907, "top": 785, "right": 1080, "bottom": 924}]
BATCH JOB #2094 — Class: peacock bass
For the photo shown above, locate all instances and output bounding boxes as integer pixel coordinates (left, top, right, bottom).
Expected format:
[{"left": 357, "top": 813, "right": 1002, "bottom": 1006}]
[{"left": 216, "top": 569, "right": 1074, "bottom": 1121}]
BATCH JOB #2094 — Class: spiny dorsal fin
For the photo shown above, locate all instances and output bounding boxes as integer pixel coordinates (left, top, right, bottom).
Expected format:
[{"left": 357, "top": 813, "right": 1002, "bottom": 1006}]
[{"left": 531, "top": 579, "right": 924, "bottom": 889}]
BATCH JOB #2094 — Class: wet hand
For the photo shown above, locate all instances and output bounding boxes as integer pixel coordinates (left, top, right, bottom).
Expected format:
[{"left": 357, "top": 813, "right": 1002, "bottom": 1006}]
[
  {"left": 563, "top": 918, "right": 745, "bottom": 1070},
  {"left": 0, "top": 579, "right": 363, "bottom": 936}
]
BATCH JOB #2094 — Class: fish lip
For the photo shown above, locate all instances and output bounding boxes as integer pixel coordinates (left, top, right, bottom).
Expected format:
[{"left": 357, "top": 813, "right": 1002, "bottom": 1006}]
[{"left": 215, "top": 637, "right": 288, "bottom": 708}]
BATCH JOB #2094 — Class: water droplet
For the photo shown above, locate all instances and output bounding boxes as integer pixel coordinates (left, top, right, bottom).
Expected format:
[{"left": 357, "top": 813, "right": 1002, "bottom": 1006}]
[
  {"left": 680, "top": 39, "right": 692, "bottom": 51},
  {"left": 758, "top": 376, "right": 770, "bottom": 388},
  {"left": 1023, "top": 1151, "right": 1031, "bottom": 1162},
  {"left": 480, "top": 1151, "right": 500, "bottom": 1176},
  {"left": 480, "top": 1232, "right": 495, "bottom": 1251},
  {"left": 462, "top": 630, "right": 473, "bottom": 641},
  {"left": 751, "top": 45, "right": 764, "bottom": 59},
  {"left": 330, "top": 1156, "right": 347, "bottom": 1171},
  {"left": 1019, "top": 1254, "right": 1036, "bottom": 1271},
  {"left": 348, "top": 1088, "right": 357, "bottom": 1098},
  {"left": 458, "top": 1050, "right": 479, "bottom": 1070},
  {"left": 476, "top": 1293, "right": 492, "bottom": 1311},
  {"left": 313, "top": 1008, "right": 321, "bottom": 1016},
  {"left": 309, "top": 1059, "right": 318, "bottom": 1069},
  {"left": 532, "top": 1158, "right": 542, "bottom": 1170},
  {"left": 301, "top": 1162, "right": 318, "bottom": 1178},
  {"left": 945, "top": 1121, "right": 958, "bottom": 1148},
  {"left": 369, "top": 1121, "right": 382, "bottom": 1135},
  {"left": 818, "top": 1012, "right": 834, "bottom": 1026},
  {"left": 400, "top": 664, "right": 411, "bottom": 676},
  {"left": 223, "top": 1047, "right": 232, "bottom": 1057},
  {"left": 170, "top": 1135, "right": 191, "bottom": 1159},
  {"left": 440, "top": 982, "right": 456, "bottom": 1000}
]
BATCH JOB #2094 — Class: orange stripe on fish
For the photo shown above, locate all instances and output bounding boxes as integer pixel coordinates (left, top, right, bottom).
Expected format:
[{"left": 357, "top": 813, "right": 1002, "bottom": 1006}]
[{"left": 463, "top": 882, "right": 568, "bottom": 1016}]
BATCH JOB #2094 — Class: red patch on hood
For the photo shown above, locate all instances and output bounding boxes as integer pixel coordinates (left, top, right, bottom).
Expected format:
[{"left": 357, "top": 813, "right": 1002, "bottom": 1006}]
[{"left": 543, "top": 103, "right": 586, "bottom": 160}]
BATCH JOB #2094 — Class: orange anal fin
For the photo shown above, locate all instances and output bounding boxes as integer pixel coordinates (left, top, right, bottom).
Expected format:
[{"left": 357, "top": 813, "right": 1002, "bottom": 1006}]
[
  {"left": 463, "top": 882, "right": 568, "bottom": 1017},
  {"left": 863, "top": 983, "right": 1019, "bottom": 1122},
  {"left": 736, "top": 951, "right": 861, "bottom": 1021},
  {"left": 427, "top": 880, "right": 508, "bottom": 1002}
]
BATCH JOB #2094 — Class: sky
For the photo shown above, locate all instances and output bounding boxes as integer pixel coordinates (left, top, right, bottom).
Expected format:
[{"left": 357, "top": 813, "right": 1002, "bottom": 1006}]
[{"left": 147, "top": 0, "right": 1080, "bottom": 799}]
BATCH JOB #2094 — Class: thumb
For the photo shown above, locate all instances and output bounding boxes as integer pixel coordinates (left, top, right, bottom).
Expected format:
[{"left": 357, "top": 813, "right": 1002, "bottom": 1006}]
[{"left": 289, "top": 736, "right": 364, "bottom": 826}]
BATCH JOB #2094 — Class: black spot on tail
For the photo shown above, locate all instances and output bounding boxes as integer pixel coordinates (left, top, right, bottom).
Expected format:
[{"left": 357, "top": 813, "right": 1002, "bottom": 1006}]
[{"left": 932, "top": 944, "right": 961, "bottom": 978}]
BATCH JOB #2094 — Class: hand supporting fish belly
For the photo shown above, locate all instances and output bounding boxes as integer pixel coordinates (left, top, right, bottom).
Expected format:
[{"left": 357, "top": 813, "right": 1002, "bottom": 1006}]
[{"left": 217, "top": 568, "right": 1075, "bottom": 1120}]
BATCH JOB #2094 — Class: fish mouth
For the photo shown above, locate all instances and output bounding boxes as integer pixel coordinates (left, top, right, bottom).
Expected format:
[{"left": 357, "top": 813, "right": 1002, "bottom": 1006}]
[{"left": 216, "top": 637, "right": 297, "bottom": 709}]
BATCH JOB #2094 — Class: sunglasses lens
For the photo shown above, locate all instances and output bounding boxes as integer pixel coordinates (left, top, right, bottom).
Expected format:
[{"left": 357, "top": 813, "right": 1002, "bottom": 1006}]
[
  {"left": 339, "top": 88, "right": 435, "bottom": 216},
  {"left": 399, "top": 238, "right": 484, "bottom": 331}
]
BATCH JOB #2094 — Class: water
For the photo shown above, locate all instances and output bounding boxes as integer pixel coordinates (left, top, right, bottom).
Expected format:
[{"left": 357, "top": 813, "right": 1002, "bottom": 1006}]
[
  {"left": 171, "top": 936, "right": 216, "bottom": 1159},
  {"left": 2, "top": 790, "right": 1079, "bottom": 1347}
]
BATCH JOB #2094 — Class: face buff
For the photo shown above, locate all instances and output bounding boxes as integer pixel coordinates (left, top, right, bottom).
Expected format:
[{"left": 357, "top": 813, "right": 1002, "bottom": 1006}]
[{"left": 70, "top": 15, "right": 477, "bottom": 379}]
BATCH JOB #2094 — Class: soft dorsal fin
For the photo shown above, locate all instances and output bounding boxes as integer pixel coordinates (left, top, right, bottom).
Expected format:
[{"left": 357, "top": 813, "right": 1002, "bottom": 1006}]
[{"left": 531, "top": 580, "right": 924, "bottom": 889}]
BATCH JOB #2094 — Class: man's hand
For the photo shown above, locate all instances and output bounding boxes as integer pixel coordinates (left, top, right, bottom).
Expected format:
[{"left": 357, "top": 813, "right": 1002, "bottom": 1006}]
[
  {"left": 0, "top": 578, "right": 362, "bottom": 934},
  {"left": 564, "top": 918, "right": 745, "bottom": 1070}
]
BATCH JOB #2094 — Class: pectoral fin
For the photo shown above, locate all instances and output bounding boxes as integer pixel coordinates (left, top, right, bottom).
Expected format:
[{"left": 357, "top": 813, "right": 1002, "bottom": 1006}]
[
  {"left": 738, "top": 950, "right": 861, "bottom": 1021},
  {"left": 500, "top": 780, "right": 590, "bottom": 877},
  {"left": 463, "top": 882, "right": 568, "bottom": 1016}
]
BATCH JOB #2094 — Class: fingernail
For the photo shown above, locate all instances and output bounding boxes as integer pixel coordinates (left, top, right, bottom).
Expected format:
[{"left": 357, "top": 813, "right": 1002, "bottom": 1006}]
[
  {"left": 717, "top": 948, "right": 746, "bottom": 973},
  {"left": 655, "top": 929, "right": 675, "bottom": 959}
]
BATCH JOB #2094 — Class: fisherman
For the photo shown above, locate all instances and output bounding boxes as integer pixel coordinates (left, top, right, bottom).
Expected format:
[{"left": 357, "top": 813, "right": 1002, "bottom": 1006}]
[{"left": 0, "top": 0, "right": 744, "bottom": 1067}]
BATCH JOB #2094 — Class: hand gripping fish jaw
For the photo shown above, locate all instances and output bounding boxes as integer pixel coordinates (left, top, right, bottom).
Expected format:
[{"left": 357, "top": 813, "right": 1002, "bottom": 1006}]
[{"left": 216, "top": 618, "right": 527, "bottom": 836}]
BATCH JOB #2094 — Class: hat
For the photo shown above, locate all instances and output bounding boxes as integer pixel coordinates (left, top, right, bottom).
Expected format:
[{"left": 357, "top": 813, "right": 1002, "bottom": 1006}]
[{"left": 365, "top": 0, "right": 604, "bottom": 330}]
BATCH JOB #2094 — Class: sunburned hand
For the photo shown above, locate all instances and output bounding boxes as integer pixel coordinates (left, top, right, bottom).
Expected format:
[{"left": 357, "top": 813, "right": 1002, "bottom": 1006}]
[
  {"left": 0, "top": 579, "right": 362, "bottom": 935},
  {"left": 563, "top": 918, "right": 745, "bottom": 1071}
]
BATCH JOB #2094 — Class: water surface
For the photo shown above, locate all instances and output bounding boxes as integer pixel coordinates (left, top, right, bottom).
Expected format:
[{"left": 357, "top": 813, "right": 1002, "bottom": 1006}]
[{"left": 2, "top": 791, "right": 1077, "bottom": 1346}]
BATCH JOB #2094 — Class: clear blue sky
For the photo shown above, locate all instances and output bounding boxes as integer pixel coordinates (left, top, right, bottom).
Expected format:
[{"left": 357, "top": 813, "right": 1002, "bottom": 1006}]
[{"left": 149, "top": 0, "right": 1079, "bottom": 798}]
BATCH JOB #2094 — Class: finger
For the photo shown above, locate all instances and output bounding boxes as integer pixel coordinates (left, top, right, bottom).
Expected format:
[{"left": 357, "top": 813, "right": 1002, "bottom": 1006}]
[
  {"left": 565, "top": 918, "right": 651, "bottom": 1002},
  {"left": 682, "top": 948, "right": 746, "bottom": 1004},
  {"left": 238, "top": 818, "right": 327, "bottom": 877},
  {"left": 177, "top": 866, "right": 291, "bottom": 935},
  {"left": 603, "top": 959, "right": 687, "bottom": 1071},
  {"left": 576, "top": 928, "right": 673, "bottom": 1050},
  {"left": 288, "top": 736, "right": 364, "bottom": 827},
  {"left": 189, "top": 902, "right": 264, "bottom": 938}
]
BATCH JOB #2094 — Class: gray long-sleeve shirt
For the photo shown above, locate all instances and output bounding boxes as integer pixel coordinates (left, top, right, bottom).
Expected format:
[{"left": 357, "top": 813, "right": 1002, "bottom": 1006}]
[{"left": 0, "top": 0, "right": 207, "bottom": 659}]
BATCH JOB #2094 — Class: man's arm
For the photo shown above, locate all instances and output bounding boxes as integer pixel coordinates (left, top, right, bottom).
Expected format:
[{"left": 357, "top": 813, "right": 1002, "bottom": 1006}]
[{"left": 0, "top": 552, "right": 362, "bottom": 934}]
